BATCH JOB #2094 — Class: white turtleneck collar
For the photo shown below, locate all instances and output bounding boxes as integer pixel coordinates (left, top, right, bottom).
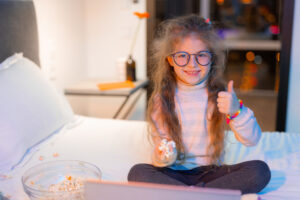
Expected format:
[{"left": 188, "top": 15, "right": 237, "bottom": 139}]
[{"left": 176, "top": 79, "right": 207, "bottom": 92}]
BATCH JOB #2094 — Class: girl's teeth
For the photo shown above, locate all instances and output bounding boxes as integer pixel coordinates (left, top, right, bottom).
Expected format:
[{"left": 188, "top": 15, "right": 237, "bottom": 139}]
[{"left": 186, "top": 71, "right": 199, "bottom": 75}]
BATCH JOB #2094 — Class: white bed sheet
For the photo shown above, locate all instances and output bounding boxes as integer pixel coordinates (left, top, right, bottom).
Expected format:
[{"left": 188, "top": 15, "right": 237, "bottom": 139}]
[
  {"left": 224, "top": 131, "right": 300, "bottom": 200},
  {"left": 0, "top": 116, "right": 152, "bottom": 199},
  {"left": 0, "top": 115, "right": 299, "bottom": 200}
]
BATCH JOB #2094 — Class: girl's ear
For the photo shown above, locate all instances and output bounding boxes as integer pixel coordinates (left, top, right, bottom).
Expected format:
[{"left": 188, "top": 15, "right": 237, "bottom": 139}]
[{"left": 167, "top": 56, "right": 174, "bottom": 67}]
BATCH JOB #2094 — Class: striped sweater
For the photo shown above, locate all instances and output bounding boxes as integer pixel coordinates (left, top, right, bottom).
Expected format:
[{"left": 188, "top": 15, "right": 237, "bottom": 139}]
[{"left": 151, "top": 81, "right": 262, "bottom": 170}]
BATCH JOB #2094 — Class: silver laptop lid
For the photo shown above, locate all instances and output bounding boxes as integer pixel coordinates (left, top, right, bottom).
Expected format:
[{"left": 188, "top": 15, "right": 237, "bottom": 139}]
[{"left": 84, "top": 180, "right": 241, "bottom": 200}]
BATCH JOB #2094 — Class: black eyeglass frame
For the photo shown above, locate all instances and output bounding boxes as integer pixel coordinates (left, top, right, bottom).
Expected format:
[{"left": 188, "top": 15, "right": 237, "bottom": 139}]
[{"left": 169, "top": 51, "right": 214, "bottom": 67}]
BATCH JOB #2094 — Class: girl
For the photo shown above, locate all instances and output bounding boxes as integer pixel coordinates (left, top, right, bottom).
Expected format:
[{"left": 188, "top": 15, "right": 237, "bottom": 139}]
[{"left": 128, "top": 15, "right": 270, "bottom": 194}]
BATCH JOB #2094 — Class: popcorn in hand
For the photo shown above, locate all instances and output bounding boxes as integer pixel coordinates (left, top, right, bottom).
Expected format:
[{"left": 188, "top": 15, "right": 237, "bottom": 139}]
[{"left": 156, "top": 139, "right": 177, "bottom": 166}]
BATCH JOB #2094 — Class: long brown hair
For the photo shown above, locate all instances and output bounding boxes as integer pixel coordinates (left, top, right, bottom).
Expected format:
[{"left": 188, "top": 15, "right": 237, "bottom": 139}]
[{"left": 147, "top": 15, "right": 226, "bottom": 164}]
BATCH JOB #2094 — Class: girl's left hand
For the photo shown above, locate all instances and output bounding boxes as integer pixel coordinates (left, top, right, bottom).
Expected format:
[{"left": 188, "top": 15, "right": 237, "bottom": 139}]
[{"left": 217, "top": 80, "right": 240, "bottom": 115}]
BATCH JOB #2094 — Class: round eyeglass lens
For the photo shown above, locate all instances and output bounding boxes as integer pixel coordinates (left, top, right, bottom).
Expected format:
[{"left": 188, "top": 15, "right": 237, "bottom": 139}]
[
  {"left": 174, "top": 52, "right": 189, "bottom": 66},
  {"left": 196, "top": 52, "right": 212, "bottom": 66}
]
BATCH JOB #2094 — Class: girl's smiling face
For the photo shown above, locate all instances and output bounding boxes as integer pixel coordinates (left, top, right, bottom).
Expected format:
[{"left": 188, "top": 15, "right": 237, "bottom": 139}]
[{"left": 167, "top": 35, "right": 211, "bottom": 86}]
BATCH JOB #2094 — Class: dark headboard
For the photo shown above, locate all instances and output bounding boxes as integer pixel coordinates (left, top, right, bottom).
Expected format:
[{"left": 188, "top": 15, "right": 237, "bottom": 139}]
[{"left": 0, "top": 0, "right": 40, "bottom": 66}]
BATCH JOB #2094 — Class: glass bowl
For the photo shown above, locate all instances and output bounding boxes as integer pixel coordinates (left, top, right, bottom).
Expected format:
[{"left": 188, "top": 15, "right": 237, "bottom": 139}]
[{"left": 22, "top": 160, "right": 101, "bottom": 200}]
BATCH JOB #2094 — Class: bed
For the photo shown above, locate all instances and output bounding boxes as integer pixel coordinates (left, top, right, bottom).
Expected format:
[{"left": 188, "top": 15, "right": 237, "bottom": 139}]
[
  {"left": 0, "top": 54, "right": 300, "bottom": 200},
  {"left": 0, "top": 1, "right": 300, "bottom": 199}
]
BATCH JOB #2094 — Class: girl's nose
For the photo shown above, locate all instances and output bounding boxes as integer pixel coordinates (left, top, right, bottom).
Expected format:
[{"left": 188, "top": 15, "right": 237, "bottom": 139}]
[{"left": 187, "top": 55, "right": 198, "bottom": 67}]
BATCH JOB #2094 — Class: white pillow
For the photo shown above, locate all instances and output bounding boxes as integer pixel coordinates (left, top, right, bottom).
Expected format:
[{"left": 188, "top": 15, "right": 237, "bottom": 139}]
[{"left": 0, "top": 53, "right": 74, "bottom": 172}]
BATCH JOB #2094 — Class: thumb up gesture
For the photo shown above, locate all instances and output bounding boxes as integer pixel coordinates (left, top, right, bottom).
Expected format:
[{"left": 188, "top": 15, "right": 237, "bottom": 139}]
[{"left": 217, "top": 80, "right": 240, "bottom": 115}]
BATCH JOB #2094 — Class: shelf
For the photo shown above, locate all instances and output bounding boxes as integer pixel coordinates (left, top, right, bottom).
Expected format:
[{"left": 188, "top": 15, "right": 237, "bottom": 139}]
[{"left": 224, "top": 40, "right": 281, "bottom": 51}]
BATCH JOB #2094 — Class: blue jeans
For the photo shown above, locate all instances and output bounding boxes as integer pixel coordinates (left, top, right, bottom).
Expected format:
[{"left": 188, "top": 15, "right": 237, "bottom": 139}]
[{"left": 127, "top": 160, "right": 271, "bottom": 194}]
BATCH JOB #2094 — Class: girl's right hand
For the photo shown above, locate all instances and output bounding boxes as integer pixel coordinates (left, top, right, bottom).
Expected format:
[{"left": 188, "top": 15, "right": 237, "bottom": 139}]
[{"left": 153, "top": 139, "right": 177, "bottom": 167}]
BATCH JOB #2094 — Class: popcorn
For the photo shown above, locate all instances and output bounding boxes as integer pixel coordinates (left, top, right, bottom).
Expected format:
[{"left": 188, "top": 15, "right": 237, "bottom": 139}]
[
  {"left": 158, "top": 139, "right": 176, "bottom": 158},
  {"left": 48, "top": 176, "right": 84, "bottom": 192},
  {"left": 0, "top": 191, "right": 12, "bottom": 199},
  {"left": 0, "top": 174, "right": 12, "bottom": 180},
  {"left": 27, "top": 176, "right": 85, "bottom": 200},
  {"left": 22, "top": 161, "right": 100, "bottom": 200},
  {"left": 156, "top": 139, "right": 177, "bottom": 166},
  {"left": 53, "top": 153, "right": 59, "bottom": 158}
]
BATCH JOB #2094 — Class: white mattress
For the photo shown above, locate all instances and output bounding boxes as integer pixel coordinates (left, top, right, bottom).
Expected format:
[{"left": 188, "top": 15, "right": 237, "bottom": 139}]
[
  {"left": 224, "top": 131, "right": 300, "bottom": 200},
  {"left": 0, "top": 115, "right": 299, "bottom": 200}
]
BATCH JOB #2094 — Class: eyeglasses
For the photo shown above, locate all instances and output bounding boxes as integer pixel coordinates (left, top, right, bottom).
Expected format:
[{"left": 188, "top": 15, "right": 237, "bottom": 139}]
[{"left": 170, "top": 51, "right": 213, "bottom": 67}]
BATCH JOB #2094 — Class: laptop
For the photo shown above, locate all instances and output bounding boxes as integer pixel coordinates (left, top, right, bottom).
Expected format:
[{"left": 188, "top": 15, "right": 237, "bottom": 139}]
[{"left": 84, "top": 180, "right": 241, "bottom": 200}]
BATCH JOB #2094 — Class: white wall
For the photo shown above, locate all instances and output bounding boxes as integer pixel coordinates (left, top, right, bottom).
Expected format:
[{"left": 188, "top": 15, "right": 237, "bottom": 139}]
[
  {"left": 84, "top": 0, "right": 147, "bottom": 81},
  {"left": 33, "top": 0, "right": 147, "bottom": 120},
  {"left": 34, "top": 0, "right": 147, "bottom": 92},
  {"left": 34, "top": 0, "right": 87, "bottom": 92},
  {"left": 286, "top": 1, "right": 300, "bottom": 132}
]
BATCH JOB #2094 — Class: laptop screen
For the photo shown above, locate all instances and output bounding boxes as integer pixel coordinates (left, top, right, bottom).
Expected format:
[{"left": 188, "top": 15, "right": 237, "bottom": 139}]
[{"left": 84, "top": 180, "right": 241, "bottom": 200}]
